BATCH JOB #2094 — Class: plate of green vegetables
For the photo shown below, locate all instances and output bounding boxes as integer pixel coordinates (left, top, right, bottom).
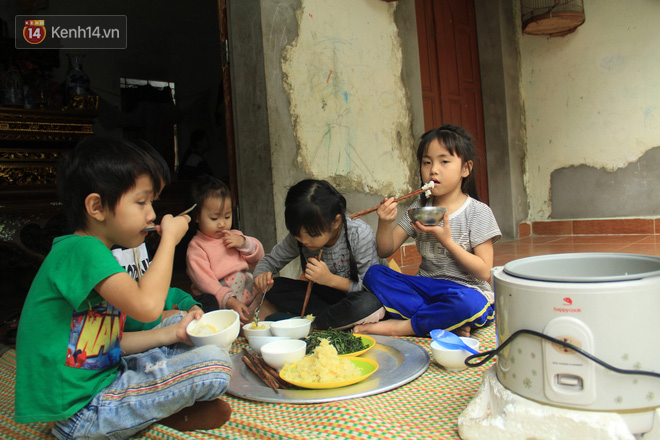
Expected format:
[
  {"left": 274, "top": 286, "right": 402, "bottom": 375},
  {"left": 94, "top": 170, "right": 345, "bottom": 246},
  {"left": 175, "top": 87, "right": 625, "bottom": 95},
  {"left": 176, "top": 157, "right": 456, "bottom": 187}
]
[{"left": 305, "top": 329, "right": 376, "bottom": 357}]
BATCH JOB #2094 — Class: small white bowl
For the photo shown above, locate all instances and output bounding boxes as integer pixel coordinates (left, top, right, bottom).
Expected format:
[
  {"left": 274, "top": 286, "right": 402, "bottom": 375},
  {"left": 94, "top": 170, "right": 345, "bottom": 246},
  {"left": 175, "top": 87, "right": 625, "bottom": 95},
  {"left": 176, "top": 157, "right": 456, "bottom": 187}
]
[
  {"left": 260, "top": 339, "right": 307, "bottom": 370},
  {"left": 430, "top": 337, "right": 480, "bottom": 372},
  {"left": 269, "top": 318, "right": 311, "bottom": 339},
  {"left": 186, "top": 310, "right": 240, "bottom": 351},
  {"left": 242, "top": 321, "right": 273, "bottom": 338},
  {"left": 247, "top": 335, "right": 292, "bottom": 353}
]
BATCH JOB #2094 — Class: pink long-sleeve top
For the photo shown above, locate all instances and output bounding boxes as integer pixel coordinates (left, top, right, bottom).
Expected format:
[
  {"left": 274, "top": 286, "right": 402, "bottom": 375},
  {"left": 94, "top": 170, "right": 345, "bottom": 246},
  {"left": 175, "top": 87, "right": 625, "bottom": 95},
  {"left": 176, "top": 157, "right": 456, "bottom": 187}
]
[{"left": 186, "top": 229, "right": 264, "bottom": 307}]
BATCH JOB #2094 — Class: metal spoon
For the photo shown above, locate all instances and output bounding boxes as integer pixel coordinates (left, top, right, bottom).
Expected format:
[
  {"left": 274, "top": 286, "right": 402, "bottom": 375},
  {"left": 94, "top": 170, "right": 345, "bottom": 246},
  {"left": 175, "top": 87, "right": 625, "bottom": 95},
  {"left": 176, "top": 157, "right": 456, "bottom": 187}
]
[
  {"left": 142, "top": 203, "right": 197, "bottom": 232},
  {"left": 430, "top": 329, "right": 479, "bottom": 355},
  {"left": 252, "top": 284, "right": 271, "bottom": 324}
]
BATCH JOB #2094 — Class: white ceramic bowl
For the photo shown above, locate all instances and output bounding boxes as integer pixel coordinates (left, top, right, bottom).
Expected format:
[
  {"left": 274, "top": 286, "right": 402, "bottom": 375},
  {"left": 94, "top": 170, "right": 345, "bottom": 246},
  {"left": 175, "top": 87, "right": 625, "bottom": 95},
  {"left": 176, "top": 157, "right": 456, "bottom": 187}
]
[
  {"left": 242, "top": 321, "right": 273, "bottom": 338},
  {"left": 430, "top": 337, "right": 480, "bottom": 372},
  {"left": 247, "top": 335, "right": 292, "bottom": 354},
  {"left": 260, "top": 339, "right": 307, "bottom": 370},
  {"left": 186, "top": 310, "right": 240, "bottom": 351},
  {"left": 269, "top": 318, "right": 311, "bottom": 339}
]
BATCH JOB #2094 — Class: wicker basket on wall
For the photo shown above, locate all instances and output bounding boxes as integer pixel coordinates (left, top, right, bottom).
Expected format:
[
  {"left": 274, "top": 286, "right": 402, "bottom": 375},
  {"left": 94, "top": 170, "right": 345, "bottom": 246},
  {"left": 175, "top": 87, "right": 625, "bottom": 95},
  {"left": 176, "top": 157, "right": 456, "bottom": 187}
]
[{"left": 521, "top": 0, "right": 585, "bottom": 37}]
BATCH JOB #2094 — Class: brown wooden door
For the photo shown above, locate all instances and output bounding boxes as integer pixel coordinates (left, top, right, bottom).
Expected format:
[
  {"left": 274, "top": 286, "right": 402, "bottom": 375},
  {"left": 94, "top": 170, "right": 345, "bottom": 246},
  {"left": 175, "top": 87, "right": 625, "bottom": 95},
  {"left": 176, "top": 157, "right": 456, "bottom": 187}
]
[
  {"left": 415, "top": 0, "right": 488, "bottom": 203},
  {"left": 216, "top": 0, "right": 239, "bottom": 210}
]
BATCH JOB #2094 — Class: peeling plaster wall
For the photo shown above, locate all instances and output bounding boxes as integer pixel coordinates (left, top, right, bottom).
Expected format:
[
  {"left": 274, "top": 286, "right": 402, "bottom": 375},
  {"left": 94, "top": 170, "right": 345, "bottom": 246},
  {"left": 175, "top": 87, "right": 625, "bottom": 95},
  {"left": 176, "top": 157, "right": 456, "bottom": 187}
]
[
  {"left": 281, "top": 0, "right": 416, "bottom": 196},
  {"left": 551, "top": 146, "right": 660, "bottom": 218},
  {"left": 520, "top": 0, "right": 660, "bottom": 220},
  {"left": 257, "top": 0, "right": 421, "bottom": 277}
]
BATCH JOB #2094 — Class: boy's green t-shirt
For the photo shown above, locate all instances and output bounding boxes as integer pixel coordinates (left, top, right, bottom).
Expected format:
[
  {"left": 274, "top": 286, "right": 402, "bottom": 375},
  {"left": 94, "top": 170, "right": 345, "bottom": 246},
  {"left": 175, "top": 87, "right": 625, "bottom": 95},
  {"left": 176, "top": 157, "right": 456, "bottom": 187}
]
[
  {"left": 124, "top": 287, "right": 199, "bottom": 331},
  {"left": 15, "top": 235, "right": 126, "bottom": 423}
]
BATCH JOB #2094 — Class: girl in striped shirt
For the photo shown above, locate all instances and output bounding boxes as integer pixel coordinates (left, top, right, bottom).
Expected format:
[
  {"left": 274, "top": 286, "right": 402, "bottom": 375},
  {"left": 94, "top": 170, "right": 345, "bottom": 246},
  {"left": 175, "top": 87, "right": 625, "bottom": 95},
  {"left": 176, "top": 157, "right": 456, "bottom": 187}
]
[{"left": 355, "top": 125, "right": 501, "bottom": 338}]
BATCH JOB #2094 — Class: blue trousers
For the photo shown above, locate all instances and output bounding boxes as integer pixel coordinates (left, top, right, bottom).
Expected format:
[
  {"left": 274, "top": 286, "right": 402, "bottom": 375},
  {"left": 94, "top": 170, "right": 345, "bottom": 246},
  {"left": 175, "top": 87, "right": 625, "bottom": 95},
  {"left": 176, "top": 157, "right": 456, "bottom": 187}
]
[
  {"left": 363, "top": 265, "right": 494, "bottom": 336},
  {"left": 52, "top": 313, "right": 232, "bottom": 440}
]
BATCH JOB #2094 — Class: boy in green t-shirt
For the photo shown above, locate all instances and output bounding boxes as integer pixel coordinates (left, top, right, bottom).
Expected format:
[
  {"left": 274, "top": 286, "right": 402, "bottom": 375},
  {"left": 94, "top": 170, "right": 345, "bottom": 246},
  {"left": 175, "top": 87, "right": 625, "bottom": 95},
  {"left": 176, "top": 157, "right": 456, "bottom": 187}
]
[{"left": 15, "top": 136, "right": 232, "bottom": 439}]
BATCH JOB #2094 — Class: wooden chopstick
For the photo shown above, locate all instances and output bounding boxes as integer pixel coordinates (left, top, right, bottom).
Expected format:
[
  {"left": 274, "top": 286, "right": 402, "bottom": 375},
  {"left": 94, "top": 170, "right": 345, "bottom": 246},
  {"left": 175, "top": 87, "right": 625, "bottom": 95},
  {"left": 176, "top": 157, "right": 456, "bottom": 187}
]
[
  {"left": 242, "top": 355, "right": 279, "bottom": 393},
  {"left": 350, "top": 187, "right": 429, "bottom": 220},
  {"left": 253, "top": 353, "right": 290, "bottom": 389},
  {"left": 300, "top": 250, "right": 322, "bottom": 318},
  {"left": 242, "top": 349, "right": 289, "bottom": 391}
]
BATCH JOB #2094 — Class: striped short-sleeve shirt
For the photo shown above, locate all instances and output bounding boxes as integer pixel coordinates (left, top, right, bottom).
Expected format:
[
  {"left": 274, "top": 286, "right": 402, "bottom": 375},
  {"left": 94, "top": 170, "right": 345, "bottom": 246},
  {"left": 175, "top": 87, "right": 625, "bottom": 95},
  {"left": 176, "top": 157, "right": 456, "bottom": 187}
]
[{"left": 400, "top": 196, "right": 501, "bottom": 303}]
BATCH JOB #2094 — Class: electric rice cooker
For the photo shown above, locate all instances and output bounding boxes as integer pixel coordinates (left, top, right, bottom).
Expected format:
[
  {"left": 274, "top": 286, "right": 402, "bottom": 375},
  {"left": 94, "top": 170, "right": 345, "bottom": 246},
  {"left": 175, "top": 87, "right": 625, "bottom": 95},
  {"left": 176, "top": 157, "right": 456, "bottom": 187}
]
[{"left": 492, "top": 253, "right": 660, "bottom": 434}]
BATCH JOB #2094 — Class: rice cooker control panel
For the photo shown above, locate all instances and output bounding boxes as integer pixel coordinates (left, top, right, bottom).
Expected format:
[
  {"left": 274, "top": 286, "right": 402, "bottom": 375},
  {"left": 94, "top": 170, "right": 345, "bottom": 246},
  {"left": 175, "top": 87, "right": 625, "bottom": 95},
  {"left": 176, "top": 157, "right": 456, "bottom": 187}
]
[{"left": 542, "top": 316, "right": 596, "bottom": 405}]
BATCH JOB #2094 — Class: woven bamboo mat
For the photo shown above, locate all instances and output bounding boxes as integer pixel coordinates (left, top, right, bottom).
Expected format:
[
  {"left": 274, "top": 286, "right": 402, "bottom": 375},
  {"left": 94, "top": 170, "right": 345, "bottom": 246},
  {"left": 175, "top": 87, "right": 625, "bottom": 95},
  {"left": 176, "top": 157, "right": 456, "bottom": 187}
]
[{"left": 0, "top": 325, "right": 496, "bottom": 440}]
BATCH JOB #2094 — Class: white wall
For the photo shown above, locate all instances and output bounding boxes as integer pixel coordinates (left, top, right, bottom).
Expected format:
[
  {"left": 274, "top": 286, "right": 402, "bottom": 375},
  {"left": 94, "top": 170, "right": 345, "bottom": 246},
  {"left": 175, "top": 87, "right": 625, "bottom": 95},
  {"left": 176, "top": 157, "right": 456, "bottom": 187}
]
[{"left": 519, "top": 0, "right": 660, "bottom": 220}]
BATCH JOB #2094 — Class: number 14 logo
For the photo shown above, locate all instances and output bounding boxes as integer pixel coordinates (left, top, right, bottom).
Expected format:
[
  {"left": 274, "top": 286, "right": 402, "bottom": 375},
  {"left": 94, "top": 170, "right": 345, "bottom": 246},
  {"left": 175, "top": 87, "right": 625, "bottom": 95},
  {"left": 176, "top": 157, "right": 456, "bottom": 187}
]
[{"left": 23, "top": 20, "right": 46, "bottom": 45}]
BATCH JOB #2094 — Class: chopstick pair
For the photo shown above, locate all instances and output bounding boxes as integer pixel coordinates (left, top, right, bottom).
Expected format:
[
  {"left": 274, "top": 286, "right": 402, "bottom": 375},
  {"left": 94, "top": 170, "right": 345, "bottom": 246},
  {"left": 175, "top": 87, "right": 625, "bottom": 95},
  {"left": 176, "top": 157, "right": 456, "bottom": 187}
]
[
  {"left": 142, "top": 204, "right": 197, "bottom": 232},
  {"left": 349, "top": 182, "right": 435, "bottom": 220},
  {"left": 242, "top": 348, "right": 289, "bottom": 393},
  {"left": 300, "top": 249, "right": 323, "bottom": 318}
]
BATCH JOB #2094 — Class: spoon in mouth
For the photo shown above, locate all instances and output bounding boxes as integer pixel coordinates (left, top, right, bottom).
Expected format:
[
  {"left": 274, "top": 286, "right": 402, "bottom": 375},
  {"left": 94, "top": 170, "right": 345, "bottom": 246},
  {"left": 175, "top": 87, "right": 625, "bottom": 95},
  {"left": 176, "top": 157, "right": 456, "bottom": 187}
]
[{"left": 142, "top": 203, "right": 197, "bottom": 232}]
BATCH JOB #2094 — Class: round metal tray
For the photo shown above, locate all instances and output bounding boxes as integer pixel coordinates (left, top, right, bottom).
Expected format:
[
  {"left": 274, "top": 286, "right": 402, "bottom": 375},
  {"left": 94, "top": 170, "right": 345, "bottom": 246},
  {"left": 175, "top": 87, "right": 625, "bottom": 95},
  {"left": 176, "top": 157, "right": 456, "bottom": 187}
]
[{"left": 227, "top": 335, "right": 430, "bottom": 404}]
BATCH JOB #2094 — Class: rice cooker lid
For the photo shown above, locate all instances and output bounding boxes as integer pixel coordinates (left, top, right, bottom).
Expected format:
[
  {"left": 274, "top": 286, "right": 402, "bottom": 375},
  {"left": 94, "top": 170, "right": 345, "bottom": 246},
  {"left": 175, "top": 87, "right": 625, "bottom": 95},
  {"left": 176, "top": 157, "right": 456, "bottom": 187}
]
[{"left": 502, "top": 252, "right": 660, "bottom": 283}]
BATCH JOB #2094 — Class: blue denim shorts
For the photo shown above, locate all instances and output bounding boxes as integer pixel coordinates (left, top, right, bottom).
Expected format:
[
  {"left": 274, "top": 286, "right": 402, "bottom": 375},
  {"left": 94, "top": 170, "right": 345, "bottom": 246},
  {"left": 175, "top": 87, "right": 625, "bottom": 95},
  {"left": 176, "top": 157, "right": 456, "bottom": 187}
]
[{"left": 52, "top": 313, "right": 232, "bottom": 440}]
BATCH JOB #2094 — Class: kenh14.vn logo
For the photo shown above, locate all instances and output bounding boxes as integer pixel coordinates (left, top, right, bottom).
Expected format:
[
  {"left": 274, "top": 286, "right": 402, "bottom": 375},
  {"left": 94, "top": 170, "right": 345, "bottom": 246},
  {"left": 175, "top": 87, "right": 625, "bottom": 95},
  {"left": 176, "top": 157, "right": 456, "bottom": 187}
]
[{"left": 23, "top": 20, "right": 46, "bottom": 44}]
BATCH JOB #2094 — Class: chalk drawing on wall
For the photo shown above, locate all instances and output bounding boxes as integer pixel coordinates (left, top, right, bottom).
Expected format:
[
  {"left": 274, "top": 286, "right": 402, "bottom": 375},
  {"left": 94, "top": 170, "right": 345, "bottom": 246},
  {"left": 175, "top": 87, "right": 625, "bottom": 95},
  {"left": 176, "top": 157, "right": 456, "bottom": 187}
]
[{"left": 282, "top": 0, "right": 415, "bottom": 195}]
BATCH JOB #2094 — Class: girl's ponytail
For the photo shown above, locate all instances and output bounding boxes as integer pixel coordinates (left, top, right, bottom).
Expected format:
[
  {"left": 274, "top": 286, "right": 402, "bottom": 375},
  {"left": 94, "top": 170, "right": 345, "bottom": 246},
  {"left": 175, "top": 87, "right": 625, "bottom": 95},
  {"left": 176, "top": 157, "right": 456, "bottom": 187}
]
[
  {"left": 328, "top": 183, "right": 358, "bottom": 282},
  {"left": 342, "top": 216, "right": 359, "bottom": 282}
]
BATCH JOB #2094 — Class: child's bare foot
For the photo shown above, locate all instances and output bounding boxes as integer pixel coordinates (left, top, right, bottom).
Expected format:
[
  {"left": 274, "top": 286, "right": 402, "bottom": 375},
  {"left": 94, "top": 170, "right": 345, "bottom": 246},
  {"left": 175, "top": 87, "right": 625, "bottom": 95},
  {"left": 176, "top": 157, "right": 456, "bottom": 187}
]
[
  {"left": 354, "top": 319, "right": 414, "bottom": 336},
  {"left": 453, "top": 325, "right": 471, "bottom": 337},
  {"left": 159, "top": 398, "right": 232, "bottom": 431}
]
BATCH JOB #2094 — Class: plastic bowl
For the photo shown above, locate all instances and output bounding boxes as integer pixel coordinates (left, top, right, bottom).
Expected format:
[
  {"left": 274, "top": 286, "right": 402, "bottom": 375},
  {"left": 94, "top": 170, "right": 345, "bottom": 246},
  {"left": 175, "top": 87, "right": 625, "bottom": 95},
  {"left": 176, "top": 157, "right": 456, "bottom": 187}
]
[
  {"left": 247, "top": 335, "right": 292, "bottom": 354},
  {"left": 242, "top": 321, "right": 273, "bottom": 338},
  {"left": 408, "top": 206, "right": 447, "bottom": 225},
  {"left": 260, "top": 339, "right": 307, "bottom": 370},
  {"left": 270, "top": 318, "right": 312, "bottom": 339},
  {"left": 430, "top": 337, "right": 479, "bottom": 372},
  {"left": 186, "top": 309, "right": 240, "bottom": 351}
]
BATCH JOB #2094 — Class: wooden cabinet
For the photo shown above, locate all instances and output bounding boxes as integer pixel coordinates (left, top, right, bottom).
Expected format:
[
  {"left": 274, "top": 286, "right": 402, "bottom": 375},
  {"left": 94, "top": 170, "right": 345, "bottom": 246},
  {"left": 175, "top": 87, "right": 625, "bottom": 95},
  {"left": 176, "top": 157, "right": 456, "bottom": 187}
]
[
  {"left": 0, "top": 108, "right": 96, "bottom": 323},
  {"left": 0, "top": 108, "right": 96, "bottom": 191}
]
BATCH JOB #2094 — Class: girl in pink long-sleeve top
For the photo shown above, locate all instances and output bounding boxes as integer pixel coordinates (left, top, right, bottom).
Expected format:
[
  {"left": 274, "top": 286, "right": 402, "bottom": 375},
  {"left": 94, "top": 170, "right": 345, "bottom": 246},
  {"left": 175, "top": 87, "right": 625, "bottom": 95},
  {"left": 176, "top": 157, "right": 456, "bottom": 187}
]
[{"left": 186, "top": 176, "right": 264, "bottom": 324}]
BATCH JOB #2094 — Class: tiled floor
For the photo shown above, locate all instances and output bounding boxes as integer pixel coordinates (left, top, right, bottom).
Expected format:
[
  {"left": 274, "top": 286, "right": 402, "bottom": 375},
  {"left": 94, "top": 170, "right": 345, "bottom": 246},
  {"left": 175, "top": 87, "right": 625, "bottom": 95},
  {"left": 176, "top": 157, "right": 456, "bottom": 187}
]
[
  {"left": 395, "top": 234, "right": 660, "bottom": 274},
  {"left": 493, "top": 234, "right": 660, "bottom": 267}
]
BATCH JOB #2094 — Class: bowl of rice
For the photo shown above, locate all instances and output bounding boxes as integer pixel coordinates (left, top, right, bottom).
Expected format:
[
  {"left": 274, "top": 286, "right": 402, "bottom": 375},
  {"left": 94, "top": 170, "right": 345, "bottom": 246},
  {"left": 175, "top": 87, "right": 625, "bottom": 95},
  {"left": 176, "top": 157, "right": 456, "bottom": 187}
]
[
  {"left": 186, "top": 309, "right": 240, "bottom": 350},
  {"left": 243, "top": 321, "right": 273, "bottom": 338},
  {"left": 408, "top": 206, "right": 447, "bottom": 226},
  {"left": 280, "top": 338, "right": 379, "bottom": 389}
]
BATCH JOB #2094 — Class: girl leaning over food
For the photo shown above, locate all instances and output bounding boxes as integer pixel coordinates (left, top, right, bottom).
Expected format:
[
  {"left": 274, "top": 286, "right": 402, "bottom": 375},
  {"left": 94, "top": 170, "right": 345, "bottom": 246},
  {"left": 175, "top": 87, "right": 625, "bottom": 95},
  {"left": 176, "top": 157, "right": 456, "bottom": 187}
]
[{"left": 253, "top": 179, "right": 385, "bottom": 330}]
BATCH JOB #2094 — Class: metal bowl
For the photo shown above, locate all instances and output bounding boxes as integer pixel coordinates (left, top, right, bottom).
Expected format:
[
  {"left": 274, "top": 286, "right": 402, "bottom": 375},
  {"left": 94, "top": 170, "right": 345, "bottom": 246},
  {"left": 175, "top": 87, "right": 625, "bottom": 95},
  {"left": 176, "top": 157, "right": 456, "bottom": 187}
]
[{"left": 408, "top": 207, "right": 447, "bottom": 225}]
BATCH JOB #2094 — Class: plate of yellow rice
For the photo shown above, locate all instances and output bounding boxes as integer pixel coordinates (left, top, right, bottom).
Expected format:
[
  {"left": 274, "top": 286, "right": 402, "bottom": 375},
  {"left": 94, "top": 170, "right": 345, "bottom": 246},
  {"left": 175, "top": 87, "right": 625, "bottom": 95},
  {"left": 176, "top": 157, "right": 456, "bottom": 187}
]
[
  {"left": 279, "top": 338, "right": 379, "bottom": 389},
  {"left": 280, "top": 357, "right": 378, "bottom": 389}
]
